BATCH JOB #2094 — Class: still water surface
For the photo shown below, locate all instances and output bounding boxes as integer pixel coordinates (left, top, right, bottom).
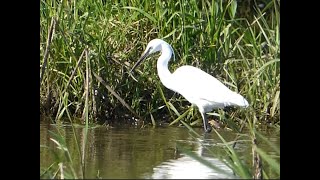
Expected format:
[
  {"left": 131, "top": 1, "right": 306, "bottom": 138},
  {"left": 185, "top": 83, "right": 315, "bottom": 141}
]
[{"left": 40, "top": 122, "right": 279, "bottom": 179}]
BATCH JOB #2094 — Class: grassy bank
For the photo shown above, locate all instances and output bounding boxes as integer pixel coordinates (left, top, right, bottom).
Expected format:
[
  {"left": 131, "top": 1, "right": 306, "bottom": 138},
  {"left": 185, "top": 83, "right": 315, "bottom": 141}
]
[{"left": 40, "top": 0, "right": 279, "bottom": 128}]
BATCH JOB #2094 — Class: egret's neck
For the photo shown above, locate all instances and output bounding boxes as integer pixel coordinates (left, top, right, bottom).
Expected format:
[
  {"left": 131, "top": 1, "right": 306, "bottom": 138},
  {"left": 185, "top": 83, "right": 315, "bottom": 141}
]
[{"left": 157, "top": 43, "right": 173, "bottom": 89}]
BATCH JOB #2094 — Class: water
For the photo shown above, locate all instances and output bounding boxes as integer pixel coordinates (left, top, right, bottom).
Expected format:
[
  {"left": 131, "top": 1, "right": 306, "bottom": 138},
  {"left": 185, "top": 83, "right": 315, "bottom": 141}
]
[{"left": 40, "top": 122, "right": 280, "bottom": 179}]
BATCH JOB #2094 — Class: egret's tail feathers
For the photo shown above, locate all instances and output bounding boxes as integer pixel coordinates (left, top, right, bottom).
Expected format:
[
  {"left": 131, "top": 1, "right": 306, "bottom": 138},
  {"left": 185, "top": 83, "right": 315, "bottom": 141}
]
[{"left": 228, "top": 93, "right": 249, "bottom": 108}]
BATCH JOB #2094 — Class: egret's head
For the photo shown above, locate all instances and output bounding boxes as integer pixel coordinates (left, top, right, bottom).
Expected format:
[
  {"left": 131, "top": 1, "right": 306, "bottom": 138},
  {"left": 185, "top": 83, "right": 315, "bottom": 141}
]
[
  {"left": 130, "top": 39, "right": 172, "bottom": 73},
  {"left": 144, "top": 39, "right": 165, "bottom": 54}
]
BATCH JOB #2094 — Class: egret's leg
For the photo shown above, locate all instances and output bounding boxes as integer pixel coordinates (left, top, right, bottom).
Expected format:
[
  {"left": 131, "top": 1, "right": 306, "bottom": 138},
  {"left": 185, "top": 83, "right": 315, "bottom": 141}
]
[{"left": 200, "top": 111, "right": 212, "bottom": 133}]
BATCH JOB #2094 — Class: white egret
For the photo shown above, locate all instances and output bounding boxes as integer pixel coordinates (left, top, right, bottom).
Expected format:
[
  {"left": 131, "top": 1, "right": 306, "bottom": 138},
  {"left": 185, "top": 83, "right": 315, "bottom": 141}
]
[{"left": 130, "top": 39, "right": 249, "bottom": 133}]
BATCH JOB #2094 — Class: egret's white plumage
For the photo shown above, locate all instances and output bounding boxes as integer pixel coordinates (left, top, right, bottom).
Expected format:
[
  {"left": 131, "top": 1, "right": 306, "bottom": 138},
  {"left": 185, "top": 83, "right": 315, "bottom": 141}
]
[{"left": 131, "top": 39, "right": 248, "bottom": 133}]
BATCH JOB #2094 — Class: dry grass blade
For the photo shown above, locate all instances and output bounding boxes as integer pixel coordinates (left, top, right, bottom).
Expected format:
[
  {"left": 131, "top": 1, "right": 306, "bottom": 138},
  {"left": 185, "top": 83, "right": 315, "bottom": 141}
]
[
  {"left": 92, "top": 71, "right": 144, "bottom": 122},
  {"left": 40, "top": 17, "right": 56, "bottom": 84},
  {"left": 81, "top": 49, "right": 90, "bottom": 179},
  {"left": 252, "top": 138, "right": 262, "bottom": 179},
  {"left": 82, "top": 49, "right": 90, "bottom": 123},
  {"left": 65, "top": 48, "right": 86, "bottom": 92},
  {"left": 59, "top": 163, "right": 64, "bottom": 179}
]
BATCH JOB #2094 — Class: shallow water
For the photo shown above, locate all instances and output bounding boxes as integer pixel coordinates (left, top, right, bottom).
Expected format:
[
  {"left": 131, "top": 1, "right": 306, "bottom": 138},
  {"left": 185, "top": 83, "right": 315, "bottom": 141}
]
[{"left": 40, "top": 122, "right": 279, "bottom": 179}]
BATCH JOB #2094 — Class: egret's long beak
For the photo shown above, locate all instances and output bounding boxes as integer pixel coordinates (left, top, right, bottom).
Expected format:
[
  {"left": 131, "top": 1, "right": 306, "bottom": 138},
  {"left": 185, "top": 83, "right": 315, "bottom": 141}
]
[{"left": 130, "top": 47, "right": 151, "bottom": 73}]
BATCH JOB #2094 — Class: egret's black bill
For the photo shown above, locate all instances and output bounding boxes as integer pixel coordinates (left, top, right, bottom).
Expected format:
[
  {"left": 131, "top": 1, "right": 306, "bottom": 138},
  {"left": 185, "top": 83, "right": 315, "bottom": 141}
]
[{"left": 130, "top": 47, "right": 151, "bottom": 73}]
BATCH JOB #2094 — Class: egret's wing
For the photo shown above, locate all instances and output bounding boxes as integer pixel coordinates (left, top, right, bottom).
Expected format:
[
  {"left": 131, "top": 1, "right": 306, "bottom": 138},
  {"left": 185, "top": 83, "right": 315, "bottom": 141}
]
[{"left": 171, "top": 66, "right": 236, "bottom": 104}]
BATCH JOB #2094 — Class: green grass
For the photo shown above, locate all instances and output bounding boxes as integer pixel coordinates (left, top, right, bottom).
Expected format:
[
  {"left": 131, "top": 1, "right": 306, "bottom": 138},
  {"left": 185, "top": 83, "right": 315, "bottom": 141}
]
[
  {"left": 41, "top": 0, "right": 279, "bottom": 178},
  {"left": 40, "top": 0, "right": 279, "bottom": 127}
]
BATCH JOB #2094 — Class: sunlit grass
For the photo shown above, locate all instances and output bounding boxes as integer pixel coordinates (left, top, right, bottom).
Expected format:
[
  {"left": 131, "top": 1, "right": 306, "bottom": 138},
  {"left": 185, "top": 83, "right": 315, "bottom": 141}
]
[{"left": 40, "top": 0, "right": 279, "bottom": 127}]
